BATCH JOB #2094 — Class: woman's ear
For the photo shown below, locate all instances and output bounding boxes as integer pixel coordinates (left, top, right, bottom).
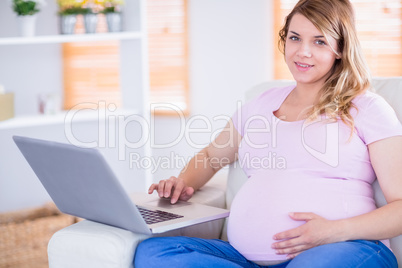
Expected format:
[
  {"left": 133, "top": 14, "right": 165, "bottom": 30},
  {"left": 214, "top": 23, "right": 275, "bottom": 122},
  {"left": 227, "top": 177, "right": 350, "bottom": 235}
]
[{"left": 336, "top": 52, "right": 342, "bottom": 60}]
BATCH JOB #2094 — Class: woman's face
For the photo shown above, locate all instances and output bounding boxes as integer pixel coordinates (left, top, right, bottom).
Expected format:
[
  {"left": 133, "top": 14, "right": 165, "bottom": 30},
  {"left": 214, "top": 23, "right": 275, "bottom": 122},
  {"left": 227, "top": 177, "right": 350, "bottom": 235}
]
[{"left": 285, "top": 13, "right": 340, "bottom": 89}]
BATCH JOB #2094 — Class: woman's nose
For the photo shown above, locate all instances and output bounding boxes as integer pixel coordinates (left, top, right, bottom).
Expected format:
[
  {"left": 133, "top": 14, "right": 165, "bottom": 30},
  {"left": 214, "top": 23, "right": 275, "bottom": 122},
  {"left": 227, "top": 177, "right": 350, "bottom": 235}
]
[{"left": 297, "top": 42, "right": 312, "bottom": 58}]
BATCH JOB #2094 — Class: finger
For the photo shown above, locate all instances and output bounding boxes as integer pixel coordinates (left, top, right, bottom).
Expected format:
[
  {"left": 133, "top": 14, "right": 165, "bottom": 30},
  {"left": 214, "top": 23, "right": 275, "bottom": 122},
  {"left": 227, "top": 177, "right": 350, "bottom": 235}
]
[
  {"left": 179, "top": 187, "right": 194, "bottom": 202},
  {"left": 170, "top": 181, "right": 185, "bottom": 204},
  {"left": 184, "top": 187, "right": 194, "bottom": 198},
  {"left": 164, "top": 176, "right": 180, "bottom": 198},
  {"left": 275, "top": 244, "right": 306, "bottom": 255},
  {"left": 287, "top": 251, "right": 302, "bottom": 259},
  {"left": 272, "top": 235, "right": 304, "bottom": 250},
  {"left": 289, "top": 212, "right": 316, "bottom": 221},
  {"left": 148, "top": 183, "right": 158, "bottom": 194},
  {"left": 164, "top": 179, "right": 175, "bottom": 198},
  {"left": 157, "top": 180, "right": 166, "bottom": 198},
  {"left": 273, "top": 225, "right": 303, "bottom": 241}
]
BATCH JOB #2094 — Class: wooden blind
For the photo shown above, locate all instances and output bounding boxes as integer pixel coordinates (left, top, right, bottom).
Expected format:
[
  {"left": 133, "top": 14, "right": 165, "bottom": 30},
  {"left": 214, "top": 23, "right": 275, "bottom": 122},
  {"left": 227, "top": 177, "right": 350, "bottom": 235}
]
[
  {"left": 273, "top": 0, "right": 294, "bottom": 80},
  {"left": 63, "top": 14, "right": 121, "bottom": 109},
  {"left": 274, "top": 0, "right": 402, "bottom": 79},
  {"left": 63, "top": 1, "right": 189, "bottom": 115},
  {"left": 147, "top": 0, "right": 189, "bottom": 115}
]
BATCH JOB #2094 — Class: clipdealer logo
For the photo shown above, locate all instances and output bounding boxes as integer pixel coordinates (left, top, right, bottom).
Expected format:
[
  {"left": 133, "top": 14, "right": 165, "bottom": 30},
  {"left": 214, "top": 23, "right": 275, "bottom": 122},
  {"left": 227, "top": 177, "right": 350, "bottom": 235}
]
[
  {"left": 301, "top": 116, "right": 339, "bottom": 167},
  {"left": 63, "top": 101, "right": 339, "bottom": 168}
]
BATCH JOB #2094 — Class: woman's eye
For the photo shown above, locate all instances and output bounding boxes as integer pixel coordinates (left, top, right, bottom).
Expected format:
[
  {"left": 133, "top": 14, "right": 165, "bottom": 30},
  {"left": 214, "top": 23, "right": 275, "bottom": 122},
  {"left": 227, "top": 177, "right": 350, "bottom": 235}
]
[
  {"left": 289, "top": 36, "right": 300, "bottom": 41},
  {"left": 315, "top": 40, "right": 326, "bottom": 45}
]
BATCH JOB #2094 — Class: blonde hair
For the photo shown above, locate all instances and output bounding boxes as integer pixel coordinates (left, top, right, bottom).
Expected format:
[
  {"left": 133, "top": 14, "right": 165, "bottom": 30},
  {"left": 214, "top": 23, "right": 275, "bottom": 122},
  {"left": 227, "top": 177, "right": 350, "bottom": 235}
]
[{"left": 278, "top": 0, "right": 371, "bottom": 129}]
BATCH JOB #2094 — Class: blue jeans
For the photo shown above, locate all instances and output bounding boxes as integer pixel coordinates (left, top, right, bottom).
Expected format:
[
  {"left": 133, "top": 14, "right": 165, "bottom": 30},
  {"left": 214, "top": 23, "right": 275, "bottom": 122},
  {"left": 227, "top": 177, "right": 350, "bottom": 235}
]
[{"left": 134, "top": 237, "right": 397, "bottom": 268}]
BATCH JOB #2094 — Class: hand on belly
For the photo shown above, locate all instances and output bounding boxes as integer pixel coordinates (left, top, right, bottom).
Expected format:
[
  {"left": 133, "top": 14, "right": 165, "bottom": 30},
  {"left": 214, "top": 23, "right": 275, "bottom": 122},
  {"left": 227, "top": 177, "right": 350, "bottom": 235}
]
[{"left": 227, "top": 170, "right": 348, "bottom": 262}]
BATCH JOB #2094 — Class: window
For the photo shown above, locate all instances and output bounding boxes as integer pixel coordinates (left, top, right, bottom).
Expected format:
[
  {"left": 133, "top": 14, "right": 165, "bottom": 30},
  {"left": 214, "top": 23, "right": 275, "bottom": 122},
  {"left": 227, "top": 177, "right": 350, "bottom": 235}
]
[
  {"left": 63, "top": 0, "right": 189, "bottom": 115},
  {"left": 63, "top": 15, "right": 121, "bottom": 110},
  {"left": 274, "top": 0, "right": 402, "bottom": 79},
  {"left": 147, "top": 0, "right": 189, "bottom": 115}
]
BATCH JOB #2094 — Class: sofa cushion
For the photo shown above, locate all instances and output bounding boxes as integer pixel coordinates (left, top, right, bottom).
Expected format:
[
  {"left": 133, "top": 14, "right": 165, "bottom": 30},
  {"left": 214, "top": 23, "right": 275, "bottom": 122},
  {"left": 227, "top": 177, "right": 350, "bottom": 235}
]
[{"left": 372, "top": 77, "right": 402, "bottom": 121}]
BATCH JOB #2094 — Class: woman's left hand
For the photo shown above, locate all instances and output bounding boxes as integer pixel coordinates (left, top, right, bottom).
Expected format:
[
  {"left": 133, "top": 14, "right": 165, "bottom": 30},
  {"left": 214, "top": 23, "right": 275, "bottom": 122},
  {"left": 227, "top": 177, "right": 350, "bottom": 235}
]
[{"left": 271, "top": 212, "right": 342, "bottom": 259}]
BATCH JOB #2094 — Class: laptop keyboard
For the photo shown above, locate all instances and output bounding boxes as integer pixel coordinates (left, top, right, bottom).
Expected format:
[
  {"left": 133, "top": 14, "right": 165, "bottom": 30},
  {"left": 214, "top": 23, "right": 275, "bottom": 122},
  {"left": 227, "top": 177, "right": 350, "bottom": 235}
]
[{"left": 137, "top": 206, "right": 184, "bottom": 225}]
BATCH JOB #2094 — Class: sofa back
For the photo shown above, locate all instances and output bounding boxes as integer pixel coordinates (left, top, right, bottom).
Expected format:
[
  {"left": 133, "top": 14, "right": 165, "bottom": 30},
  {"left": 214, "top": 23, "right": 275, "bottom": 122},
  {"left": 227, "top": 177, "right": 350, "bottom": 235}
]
[{"left": 225, "top": 77, "right": 402, "bottom": 264}]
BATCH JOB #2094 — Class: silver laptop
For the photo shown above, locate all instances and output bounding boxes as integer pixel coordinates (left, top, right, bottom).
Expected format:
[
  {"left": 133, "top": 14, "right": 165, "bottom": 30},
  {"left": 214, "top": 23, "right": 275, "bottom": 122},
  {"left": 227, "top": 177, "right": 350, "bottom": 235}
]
[{"left": 13, "top": 136, "right": 229, "bottom": 234}]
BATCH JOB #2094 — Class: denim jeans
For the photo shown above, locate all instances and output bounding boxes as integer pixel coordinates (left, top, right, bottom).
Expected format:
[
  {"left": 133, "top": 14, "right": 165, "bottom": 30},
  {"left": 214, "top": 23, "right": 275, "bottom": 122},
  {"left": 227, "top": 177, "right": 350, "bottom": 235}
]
[{"left": 134, "top": 236, "right": 397, "bottom": 268}]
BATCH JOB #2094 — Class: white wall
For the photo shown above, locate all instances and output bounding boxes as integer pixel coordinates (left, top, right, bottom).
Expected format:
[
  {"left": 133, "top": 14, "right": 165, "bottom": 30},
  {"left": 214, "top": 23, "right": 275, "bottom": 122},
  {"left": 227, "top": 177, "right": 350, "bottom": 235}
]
[
  {"left": 189, "top": 0, "right": 274, "bottom": 117},
  {"left": 0, "top": 0, "right": 275, "bottom": 212}
]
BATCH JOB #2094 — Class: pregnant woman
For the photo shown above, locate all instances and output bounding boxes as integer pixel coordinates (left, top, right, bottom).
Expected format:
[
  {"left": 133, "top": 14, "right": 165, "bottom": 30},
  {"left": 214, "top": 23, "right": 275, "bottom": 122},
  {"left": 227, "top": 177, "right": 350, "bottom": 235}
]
[{"left": 135, "top": 0, "right": 402, "bottom": 267}]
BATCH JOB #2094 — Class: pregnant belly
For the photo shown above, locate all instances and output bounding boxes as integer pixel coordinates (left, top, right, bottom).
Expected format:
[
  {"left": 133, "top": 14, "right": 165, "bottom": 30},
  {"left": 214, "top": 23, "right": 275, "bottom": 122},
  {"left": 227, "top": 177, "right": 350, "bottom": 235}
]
[{"left": 227, "top": 170, "right": 376, "bottom": 263}]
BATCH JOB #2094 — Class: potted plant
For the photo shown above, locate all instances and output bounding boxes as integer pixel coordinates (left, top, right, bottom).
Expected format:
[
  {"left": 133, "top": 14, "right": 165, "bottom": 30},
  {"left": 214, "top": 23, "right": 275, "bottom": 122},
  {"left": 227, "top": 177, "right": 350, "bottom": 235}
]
[
  {"left": 12, "top": 0, "right": 47, "bottom": 37},
  {"left": 101, "top": 0, "right": 124, "bottom": 32},
  {"left": 82, "top": 7, "right": 98, "bottom": 34},
  {"left": 57, "top": 0, "right": 91, "bottom": 34}
]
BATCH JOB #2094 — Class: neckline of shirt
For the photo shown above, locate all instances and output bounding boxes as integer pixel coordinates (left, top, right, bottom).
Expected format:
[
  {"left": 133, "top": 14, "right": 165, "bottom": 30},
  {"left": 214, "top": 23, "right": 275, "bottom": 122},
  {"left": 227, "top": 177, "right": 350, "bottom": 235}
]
[{"left": 271, "top": 85, "right": 306, "bottom": 124}]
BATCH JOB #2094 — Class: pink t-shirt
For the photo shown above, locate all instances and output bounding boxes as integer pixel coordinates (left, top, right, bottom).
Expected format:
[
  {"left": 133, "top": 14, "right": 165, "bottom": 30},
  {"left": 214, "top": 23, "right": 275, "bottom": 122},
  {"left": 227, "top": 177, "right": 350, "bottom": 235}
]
[{"left": 227, "top": 85, "right": 402, "bottom": 263}]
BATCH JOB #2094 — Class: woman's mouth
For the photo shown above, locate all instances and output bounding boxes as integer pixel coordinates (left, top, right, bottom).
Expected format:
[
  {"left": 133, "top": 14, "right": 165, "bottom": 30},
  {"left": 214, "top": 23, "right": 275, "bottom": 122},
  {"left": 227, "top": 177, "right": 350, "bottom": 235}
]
[{"left": 295, "top": 62, "right": 313, "bottom": 71}]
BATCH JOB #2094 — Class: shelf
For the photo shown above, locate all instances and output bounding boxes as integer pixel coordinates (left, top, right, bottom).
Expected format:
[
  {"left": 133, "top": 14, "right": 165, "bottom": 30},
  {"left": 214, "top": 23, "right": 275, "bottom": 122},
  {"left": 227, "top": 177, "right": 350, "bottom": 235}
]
[
  {"left": 0, "top": 31, "right": 142, "bottom": 46},
  {"left": 0, "top": 108, "right": 141, "bottom": 130}
]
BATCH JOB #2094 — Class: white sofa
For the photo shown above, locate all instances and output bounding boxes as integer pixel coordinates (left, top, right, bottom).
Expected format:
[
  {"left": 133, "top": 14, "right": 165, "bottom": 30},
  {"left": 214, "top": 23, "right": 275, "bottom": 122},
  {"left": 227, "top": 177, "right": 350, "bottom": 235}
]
[{"left": 48, "top": 78, "right": 402, "bottom": 267}]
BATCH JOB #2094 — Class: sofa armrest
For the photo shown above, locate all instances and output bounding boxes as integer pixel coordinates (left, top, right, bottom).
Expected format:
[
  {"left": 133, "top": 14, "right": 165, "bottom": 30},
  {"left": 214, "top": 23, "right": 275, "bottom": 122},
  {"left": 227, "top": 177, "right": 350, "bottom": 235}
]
[
  {"left": 48, "top": 220, "right": 147, "bottom": 268},
  {"left": 47, "top": 172, "right": 228, "bottom": 268}
]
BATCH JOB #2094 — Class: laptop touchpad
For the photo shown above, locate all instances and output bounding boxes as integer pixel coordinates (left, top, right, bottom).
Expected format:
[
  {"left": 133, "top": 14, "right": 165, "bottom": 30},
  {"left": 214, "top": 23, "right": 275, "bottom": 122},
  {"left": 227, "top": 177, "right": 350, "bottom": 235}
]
[{"left": 145, "top": 198, "right": 192, "bottom": 209}]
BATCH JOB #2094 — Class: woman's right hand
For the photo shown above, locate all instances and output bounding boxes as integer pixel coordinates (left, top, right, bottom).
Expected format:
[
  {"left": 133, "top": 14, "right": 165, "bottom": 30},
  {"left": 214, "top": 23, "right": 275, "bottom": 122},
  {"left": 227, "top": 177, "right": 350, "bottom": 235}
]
[{"left": 148, "top": 176, "right": 195, "bottom": 204}]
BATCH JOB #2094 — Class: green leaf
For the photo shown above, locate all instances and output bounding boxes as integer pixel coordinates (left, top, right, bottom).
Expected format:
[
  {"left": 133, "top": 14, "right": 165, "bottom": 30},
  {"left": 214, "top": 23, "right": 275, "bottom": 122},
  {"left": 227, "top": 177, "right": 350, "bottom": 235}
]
[{"left": 13, "top": 0, "right": 39, "bottom": 16}]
